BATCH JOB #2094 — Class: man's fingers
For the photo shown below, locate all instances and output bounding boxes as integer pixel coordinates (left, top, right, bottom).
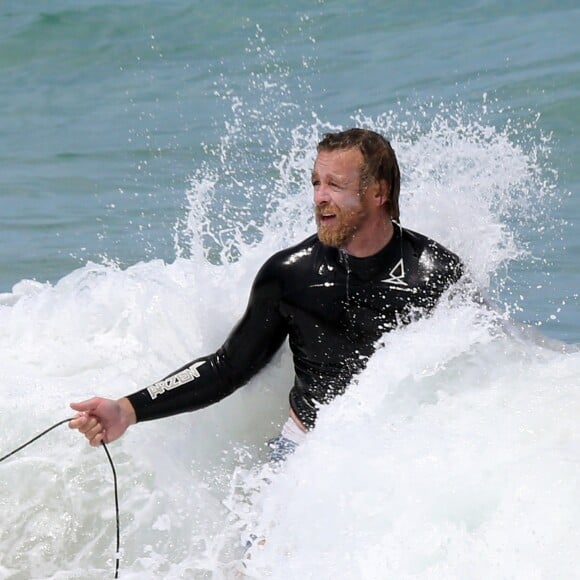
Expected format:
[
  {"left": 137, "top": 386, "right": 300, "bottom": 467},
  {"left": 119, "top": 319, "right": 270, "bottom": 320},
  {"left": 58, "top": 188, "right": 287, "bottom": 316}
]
[
  {"left": 85, "top": 421, "right": 103, "bottom": 440},
  {"left": 70, "top": 398, "right": 101, "bottom": 413},
  {"left": 90, "top": 431, "right": 107, "bottom": 447},
  {"left": 69, "top": 414, "right": 100, "bottom": 433},
  {"left": 79, "top": 417, "right": 99, "bottom": 435},
  {"left": 68, "top": 413, "right": 88, "bottom": 430},
  {"left": 69, "top": 398, "right": 105, "bottom": 431}
]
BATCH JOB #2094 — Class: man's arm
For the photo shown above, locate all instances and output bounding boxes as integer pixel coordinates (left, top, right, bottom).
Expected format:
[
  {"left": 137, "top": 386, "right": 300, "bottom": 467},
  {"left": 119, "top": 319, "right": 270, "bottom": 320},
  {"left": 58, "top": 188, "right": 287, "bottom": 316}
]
[{"left": 70, "top": 256, "right": 288, "bottom": 443}]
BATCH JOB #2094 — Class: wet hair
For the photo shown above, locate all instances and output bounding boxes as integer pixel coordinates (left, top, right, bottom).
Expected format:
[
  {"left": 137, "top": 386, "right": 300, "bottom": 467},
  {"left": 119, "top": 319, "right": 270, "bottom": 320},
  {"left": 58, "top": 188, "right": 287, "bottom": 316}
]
[{"left": 317, "top": 128, "right": 401, "bottom": 221}]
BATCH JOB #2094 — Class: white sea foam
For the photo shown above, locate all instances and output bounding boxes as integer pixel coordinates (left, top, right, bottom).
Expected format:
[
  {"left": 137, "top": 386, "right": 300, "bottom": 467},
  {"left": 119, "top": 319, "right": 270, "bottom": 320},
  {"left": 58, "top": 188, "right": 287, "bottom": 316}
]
[{"left": 0, "top": 108, "right": 577, "bottom": 579}]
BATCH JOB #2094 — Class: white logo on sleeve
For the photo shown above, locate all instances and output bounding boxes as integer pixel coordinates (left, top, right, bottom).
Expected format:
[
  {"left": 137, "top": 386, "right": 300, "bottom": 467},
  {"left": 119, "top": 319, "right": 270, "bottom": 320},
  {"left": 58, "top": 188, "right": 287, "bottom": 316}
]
[{"left": 147, "top": 360, "right": 207, "bottom": 400}]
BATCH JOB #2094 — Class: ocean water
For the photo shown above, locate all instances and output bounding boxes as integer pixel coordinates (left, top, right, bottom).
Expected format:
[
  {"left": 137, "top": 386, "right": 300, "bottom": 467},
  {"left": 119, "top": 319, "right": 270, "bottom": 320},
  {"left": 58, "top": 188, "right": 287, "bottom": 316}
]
[{"left": 0, "top": 1, "right": 579, "bottom": 579}]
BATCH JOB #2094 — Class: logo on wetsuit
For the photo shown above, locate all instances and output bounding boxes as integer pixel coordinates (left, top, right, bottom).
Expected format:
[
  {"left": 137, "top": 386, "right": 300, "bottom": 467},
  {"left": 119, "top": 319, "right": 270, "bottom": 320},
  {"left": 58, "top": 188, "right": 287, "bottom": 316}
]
[
  {"left": 382, "top": 258, "right": 409, "bottom": 288},
  {"left": 146, "top": 360, "right": 207, "bottom": 400}
]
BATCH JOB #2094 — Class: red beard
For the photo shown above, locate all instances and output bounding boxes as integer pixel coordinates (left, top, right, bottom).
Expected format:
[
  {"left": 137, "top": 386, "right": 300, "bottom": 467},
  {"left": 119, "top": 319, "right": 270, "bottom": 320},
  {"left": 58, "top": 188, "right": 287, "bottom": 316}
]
[{"left": 315, "top": 204, "right": 363, "bottom": 248}]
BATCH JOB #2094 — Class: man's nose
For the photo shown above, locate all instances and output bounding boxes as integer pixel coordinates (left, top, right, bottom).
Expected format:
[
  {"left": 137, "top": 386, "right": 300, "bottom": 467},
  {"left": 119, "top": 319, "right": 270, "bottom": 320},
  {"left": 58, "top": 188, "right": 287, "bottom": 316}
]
[{"left": 313, "top": 184, "right": 330, "bottom": 205}]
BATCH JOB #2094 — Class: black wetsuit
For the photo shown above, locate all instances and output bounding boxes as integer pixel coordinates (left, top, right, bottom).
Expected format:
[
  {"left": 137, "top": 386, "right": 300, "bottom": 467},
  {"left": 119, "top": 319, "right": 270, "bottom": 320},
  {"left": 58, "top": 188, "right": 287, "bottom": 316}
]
[{"left": 128, "top": 224, "right": 464, "bottom": 429}]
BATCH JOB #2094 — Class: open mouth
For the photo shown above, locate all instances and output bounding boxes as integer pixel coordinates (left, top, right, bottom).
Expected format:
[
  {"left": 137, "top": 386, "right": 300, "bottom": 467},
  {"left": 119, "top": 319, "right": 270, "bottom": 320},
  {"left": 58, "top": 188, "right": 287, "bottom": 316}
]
[{"left": 317, "top": 210, "right": 337, "bottom": 224}]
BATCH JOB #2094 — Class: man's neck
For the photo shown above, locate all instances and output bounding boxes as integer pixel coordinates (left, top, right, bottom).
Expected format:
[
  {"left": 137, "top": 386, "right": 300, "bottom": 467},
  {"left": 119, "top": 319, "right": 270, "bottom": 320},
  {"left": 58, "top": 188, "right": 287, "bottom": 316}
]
[{"left": 343, "top": 218, "right": 395, "bottom": 258}]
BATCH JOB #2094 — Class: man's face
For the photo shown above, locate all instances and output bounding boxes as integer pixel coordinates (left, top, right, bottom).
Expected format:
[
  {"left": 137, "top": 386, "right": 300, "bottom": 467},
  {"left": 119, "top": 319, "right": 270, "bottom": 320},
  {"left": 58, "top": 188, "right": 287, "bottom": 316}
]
[{"left": 312, "top": 148, "right": 370, "bottom": 248}]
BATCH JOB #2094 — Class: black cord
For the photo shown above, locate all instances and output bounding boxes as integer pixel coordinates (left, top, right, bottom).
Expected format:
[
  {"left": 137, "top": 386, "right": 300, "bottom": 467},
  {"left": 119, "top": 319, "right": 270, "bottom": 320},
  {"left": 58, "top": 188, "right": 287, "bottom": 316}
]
[
  {"left": 0, "top": 417, "right": 73, "bottom": 463},
  {"left": 102, "top": 441, "right": 120, "bottom": 579},
  {"left": 0, "top": 418, "right": 121, "bottom": 578}
]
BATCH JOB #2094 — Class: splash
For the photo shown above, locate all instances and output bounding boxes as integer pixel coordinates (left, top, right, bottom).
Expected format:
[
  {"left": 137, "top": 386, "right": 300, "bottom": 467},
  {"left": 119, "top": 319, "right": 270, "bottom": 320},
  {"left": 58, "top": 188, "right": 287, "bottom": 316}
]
[
  {"left": 237, "top": 287, "right": 580, "bottom": 580},
  {"left": 176, "top": 96, "right": 559, "bottom": 300},
  {"left": 0, "top": 39, "right": 572, "bottom": 578},
  {"left": 168, "top": 97, "right": 576, "bottom": 579}
]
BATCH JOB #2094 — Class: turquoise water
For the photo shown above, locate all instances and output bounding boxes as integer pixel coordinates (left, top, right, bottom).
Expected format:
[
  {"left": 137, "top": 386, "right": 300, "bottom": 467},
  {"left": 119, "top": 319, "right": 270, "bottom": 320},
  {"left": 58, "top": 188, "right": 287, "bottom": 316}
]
[
  {"left": 1, "top": 0, "right": 578, "bottom": 340},
  {"left": 1, "top": 3, "right": 579, "bottom": 578}
]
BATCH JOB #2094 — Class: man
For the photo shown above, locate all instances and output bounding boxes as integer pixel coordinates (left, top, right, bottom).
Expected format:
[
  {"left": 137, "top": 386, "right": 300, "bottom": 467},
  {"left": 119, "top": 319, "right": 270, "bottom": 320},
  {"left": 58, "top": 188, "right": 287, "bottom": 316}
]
[{"left": 70, "top": 128, "right": 464, "bottom": 460}]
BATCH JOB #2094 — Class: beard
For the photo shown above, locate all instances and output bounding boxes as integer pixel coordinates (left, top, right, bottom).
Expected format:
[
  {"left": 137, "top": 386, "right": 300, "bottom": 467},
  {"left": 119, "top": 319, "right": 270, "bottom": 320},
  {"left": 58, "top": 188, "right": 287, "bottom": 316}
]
[{"left": 315, "top": 204, "right": 364, "bottom": 248}]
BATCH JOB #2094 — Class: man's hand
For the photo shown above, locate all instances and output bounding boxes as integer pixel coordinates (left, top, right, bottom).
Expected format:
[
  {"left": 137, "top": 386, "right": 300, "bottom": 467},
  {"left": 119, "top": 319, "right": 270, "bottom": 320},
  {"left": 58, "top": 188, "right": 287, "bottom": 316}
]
[{"left": 69, "top": 397, "right": 136, "bottom": 446}]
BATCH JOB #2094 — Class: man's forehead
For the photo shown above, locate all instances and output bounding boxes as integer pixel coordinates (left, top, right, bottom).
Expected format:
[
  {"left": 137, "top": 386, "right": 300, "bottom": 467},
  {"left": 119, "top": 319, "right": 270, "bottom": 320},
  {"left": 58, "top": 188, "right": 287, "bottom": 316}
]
[{"left": 312, "top": 148, "right": 364, "bottom": 175}]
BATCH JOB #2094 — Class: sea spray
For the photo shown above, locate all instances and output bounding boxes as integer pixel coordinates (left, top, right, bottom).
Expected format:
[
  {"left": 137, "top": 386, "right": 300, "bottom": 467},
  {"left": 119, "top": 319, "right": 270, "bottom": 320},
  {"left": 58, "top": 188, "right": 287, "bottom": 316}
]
[{"left": 1, "top": 103, "right": 576, "bottom": 578}]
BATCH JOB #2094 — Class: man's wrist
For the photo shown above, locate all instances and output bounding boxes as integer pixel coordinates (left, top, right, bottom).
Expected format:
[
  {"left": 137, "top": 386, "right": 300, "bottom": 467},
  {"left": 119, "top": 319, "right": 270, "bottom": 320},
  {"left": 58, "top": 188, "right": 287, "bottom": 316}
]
[{"left": 117, "top": 397, "right": 137, "bottom": 427}]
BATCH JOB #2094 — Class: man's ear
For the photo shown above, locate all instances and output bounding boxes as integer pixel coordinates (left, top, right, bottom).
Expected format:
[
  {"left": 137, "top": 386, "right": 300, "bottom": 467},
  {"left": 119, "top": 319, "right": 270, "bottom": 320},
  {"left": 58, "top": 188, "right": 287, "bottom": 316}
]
[{"left": 374, "top": 179, "right": 389, "bottom": 208}]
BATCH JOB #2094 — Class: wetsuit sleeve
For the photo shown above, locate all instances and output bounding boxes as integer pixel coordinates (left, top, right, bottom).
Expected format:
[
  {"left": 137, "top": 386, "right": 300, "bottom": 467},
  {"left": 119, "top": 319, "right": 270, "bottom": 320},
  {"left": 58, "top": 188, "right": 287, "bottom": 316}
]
[
  {"left": 409, "top": 238, "right": 464, "bottom": 310},
  {"left": 434, "top": 246, "right": 464, "bottom": 291},
  {"left": 126, "top": 258, "right": 288, "bottom": 422}
]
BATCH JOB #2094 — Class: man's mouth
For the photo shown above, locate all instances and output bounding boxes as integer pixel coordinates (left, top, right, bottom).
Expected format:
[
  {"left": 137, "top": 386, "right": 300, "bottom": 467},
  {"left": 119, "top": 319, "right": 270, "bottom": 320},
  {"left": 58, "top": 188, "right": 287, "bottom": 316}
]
[{"left": 317, "top": 210, "right": 337, "bottom": 224}]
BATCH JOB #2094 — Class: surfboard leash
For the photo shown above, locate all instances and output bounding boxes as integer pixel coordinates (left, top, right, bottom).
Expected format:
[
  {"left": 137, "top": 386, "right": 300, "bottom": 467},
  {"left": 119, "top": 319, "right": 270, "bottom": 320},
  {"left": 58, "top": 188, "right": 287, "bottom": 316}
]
[{"left": 0, "top": 418, "right": 121, "bottom": 578}]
